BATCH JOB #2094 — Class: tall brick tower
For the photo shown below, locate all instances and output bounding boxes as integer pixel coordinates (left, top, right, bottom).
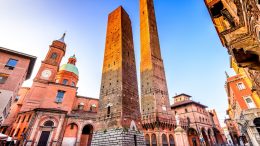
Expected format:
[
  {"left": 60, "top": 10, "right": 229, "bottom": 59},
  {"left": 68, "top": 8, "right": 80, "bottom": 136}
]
[
  {"left": 91, "top": 6, "right": 145, "bottom": 146},
  {"left": 140, "top": 0, "right": 176, "bottom": 145},
  {"left": 140, "top": 0, "right": 172, "bottom": 120}
]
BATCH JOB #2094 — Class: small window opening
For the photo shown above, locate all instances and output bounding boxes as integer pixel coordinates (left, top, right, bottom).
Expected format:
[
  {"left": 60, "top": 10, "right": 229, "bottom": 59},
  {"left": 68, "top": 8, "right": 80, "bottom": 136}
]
[{"left": 107, "top": 106, "right": 111, "bottom": 117}]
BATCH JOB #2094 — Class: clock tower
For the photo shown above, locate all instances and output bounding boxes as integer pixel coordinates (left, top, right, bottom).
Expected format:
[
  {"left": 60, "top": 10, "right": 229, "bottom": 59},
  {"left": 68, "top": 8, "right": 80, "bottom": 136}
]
[{"left": 34, "top": 33, "right": 66, "bottom": 83}]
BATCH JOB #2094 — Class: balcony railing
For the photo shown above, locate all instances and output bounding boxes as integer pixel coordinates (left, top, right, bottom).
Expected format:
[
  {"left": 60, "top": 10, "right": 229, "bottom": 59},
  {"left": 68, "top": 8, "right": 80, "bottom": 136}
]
[{"left": 141, "top": 112, "right": 188, "bottom": 127}]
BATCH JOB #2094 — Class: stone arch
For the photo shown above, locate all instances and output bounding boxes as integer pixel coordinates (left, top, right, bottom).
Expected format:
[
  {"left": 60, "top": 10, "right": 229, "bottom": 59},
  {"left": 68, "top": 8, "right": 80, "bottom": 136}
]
[
  {"left": 162, "top": 134, "right": 168, "bottom": 146},
  {"left": 187, "top": 128, "right": 199, "bottom": 146},
  {"left": 207, "top": 128, "right": 214, "bottom": 145},
  {"left": 80, "top": 124, "right": 93, "bottom": 146},
  {"left": 44, "top": 120, "right": 54, "bottom": 127},
  {"left": 145, "top": 134, "right": 150, "bottom": 146},
  {"left": 39, "top": 116, "right": 58, "bottom": 127},
  {"left": 201, "top": 127, "right": 210, "bottom": 146},
  {"left": 67, "top": 121, "right": 81, "bottom": 127},
  {"left": 37, "top": 119, "right": 56, "bottom": 146},
  {"left": 151, "top": 133, "right": 157, "bottom": 146},
  {"left": 80, "top": 120, "right": 95, "bottom": 131},
  {"left": 213, "top": 128, "right": 224, "bottom": 145},
  {"left": 62, "top": 123, "right": 78, "bottom": 146},
  {"left": 169, "top": 134, "right": 175, "bottom": 146}
]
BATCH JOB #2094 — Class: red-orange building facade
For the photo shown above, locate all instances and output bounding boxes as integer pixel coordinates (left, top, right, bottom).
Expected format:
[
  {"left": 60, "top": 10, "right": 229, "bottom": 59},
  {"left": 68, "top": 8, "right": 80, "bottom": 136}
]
[
  {"left": 225, "top": 74, "right": 260, "bottom": 145},
  {"left": 0, "top": 28, "right": 227, "bottom": 146},
  {"left": 0, "top": 1, "right": 228, "bottom": 146},
  {"left": 226, "top": 74, "right": 256, "bottom": 113},
  {"left": 171, "top": 94, "right": 225, "bottom": 146},
  {"left": 0, "top": 47, "right": 36, "bottom": 125},
  {"left": 0, "top": 35, "right": 99, "bottom": 146}
]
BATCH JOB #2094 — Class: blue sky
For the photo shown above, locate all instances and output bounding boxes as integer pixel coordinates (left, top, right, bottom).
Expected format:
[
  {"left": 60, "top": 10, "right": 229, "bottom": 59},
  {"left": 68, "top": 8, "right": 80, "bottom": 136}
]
[{"left": 0, "top": 0, "right": 234, "bottom": 125}]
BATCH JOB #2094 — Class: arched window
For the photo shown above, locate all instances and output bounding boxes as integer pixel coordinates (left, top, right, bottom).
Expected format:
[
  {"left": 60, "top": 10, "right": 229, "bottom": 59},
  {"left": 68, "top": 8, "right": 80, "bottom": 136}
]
[
  {"left": 152, "top": 134, "right": 157, "bottom": 146},
  {"left": 78, "top": 102, "right": 84, "bottom": 110},
  {"left": 50, "top": 53, "right": 58, "bottom": 59},
  {"left": 44, "top": 120, "right": 54, "bottom": 127},
  {"left": 162, "top": 134, "right": 168, "bottom": 146},
  {"left": 90, "top": 104, "right": 97, "bottom": 112},
  {"left": 169, "top": 134, "right": 175, "bottom": 146},
  {"left": 62, "top": 79, "right": 68, "bottom": 85},
  {"left": 145, "top": 134, "right": 150, "bottom": 146}
]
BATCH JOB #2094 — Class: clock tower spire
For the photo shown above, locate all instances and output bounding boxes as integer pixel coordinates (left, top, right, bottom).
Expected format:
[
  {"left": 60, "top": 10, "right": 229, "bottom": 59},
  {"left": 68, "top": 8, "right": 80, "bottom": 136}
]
[{"left": 34, "top": 33, "right": 67, "bottom": 83}]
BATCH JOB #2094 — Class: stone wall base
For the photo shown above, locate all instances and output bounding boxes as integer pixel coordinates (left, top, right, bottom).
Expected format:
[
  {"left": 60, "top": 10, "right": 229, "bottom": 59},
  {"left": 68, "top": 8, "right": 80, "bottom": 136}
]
[
  {"left": 174, "top": 126, "right": 189, "bottom": 146},
  {"left": 91, "top": 128, "right": 145, "bottom": 146}
]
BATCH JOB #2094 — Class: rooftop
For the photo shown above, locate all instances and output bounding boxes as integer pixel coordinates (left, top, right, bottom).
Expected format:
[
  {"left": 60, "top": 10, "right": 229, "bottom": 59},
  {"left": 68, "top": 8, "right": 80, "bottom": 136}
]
[
  {"left": 171, "top": 99, "right": 208, "bottom": 109},
  {"left": 76, "top": 95, "right": 98, "bottom": 100},
  {"left": 60, "top": 63, "right": 79, "bottom": 76},
  {"left": 173, "top": 93, "right": 192, "bottom": 98}
]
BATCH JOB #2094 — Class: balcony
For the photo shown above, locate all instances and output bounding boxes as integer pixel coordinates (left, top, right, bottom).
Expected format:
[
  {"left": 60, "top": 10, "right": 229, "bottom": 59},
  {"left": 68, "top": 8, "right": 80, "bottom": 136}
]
[{"left": 232, "top": 48, "right": 260, "bottom": 70}]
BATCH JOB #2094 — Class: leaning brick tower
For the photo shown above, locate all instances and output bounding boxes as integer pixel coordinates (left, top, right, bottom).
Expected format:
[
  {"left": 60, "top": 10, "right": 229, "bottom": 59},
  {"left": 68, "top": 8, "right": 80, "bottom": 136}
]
[
  {"left": 91, "top": 6, "right": 145, "bottom": 146},
  {"left": 140, "top": 0, "right": 177, "bottom": 145}
]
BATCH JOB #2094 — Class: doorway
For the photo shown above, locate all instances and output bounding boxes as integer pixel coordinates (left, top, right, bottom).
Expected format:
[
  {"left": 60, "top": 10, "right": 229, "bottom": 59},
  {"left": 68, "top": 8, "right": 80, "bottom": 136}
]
[{"left": 38, "top": 131, "right": 50, "bottom": 146}]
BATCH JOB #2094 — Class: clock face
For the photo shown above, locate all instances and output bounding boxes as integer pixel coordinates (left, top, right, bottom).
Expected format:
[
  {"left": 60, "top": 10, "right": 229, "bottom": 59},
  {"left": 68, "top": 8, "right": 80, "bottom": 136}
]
[{"left": 41, "top": 69, "right": 52, "bottom": 79}]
